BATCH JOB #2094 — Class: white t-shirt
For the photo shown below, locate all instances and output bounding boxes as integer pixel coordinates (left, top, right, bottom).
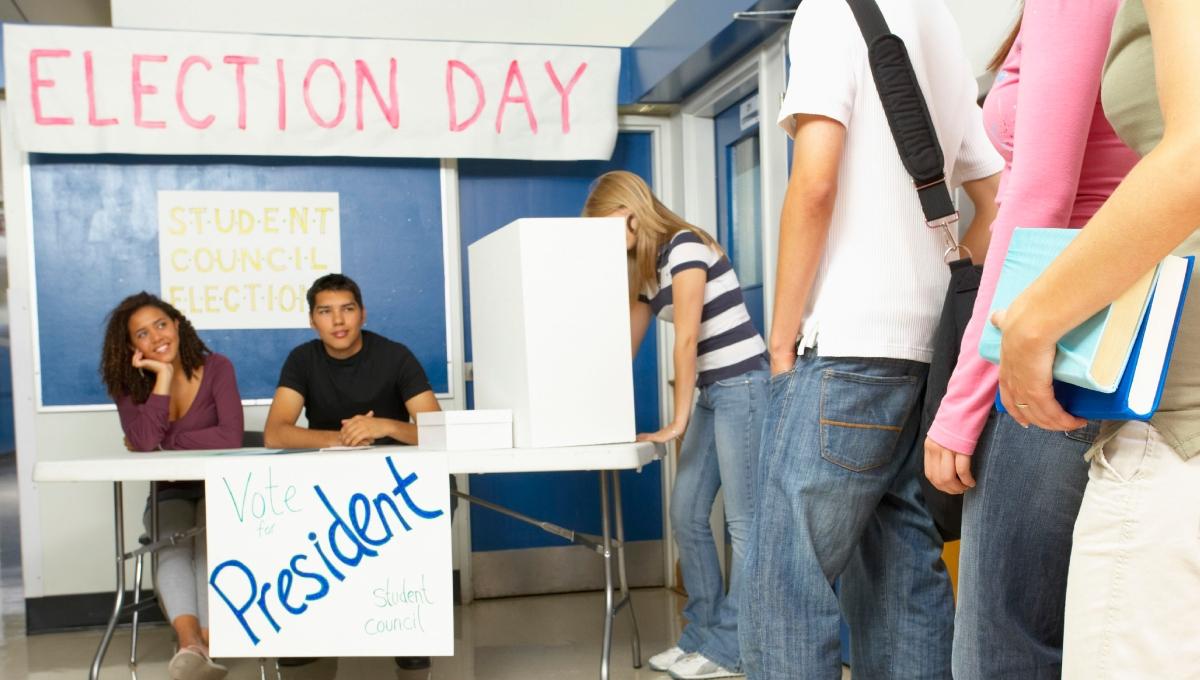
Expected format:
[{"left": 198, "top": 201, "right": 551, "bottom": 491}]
[{"left": 778, "top": 0, "right": 1003, "bottom": 362}]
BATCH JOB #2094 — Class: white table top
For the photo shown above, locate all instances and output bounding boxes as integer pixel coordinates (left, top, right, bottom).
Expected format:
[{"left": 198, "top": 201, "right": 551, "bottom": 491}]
[{"left": 33, "top": 441, "right": 661, "bottom": 483}]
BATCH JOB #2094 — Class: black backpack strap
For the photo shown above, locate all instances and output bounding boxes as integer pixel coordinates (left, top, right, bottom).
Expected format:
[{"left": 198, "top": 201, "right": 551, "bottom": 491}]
[{"left": 844, "top": 0, "right": 959, "bottom": 235}]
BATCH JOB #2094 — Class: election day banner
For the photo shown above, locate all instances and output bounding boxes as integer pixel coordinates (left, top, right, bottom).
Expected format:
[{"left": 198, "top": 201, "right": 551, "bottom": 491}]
[
  {"left": 3, "top": 24, "right": 619, "bottom": 160},
  {"left": 205, "top": 452, "right": 453, "bottom": 657}
]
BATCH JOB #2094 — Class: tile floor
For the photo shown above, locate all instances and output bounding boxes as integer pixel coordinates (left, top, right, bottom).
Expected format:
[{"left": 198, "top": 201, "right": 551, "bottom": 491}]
[{"left": 2, "top": 587, "right": 689, "bottom": 680}]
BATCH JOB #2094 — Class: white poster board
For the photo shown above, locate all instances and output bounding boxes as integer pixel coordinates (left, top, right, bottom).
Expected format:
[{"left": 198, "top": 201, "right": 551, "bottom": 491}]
[
  {"left": 205, "top": 451, "right": 453, "bottom": 657},
  {"left": 158, "top": 190, "right": 341, "bottom": 330}
]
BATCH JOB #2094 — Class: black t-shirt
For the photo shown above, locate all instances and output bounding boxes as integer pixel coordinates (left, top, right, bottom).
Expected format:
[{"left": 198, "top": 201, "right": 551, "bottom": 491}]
[{"left": 277, "top": 330, "right": 432, "bottom": 437}]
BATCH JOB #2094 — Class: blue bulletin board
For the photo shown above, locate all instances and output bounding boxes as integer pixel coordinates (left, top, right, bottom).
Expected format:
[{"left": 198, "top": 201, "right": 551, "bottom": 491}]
[{"left": 29, "top": 154, "right": 449, "bottom": 407}]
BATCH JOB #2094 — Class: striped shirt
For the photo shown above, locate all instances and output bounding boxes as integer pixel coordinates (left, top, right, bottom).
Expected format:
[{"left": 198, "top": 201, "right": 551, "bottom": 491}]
[{"left": 637, "top": 231, "right": 768, "bottom": 385}]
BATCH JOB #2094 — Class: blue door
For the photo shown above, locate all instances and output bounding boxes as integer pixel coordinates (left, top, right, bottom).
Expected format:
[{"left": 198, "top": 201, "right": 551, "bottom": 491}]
[
  {"left": 715, "top": 94, "right": 766, "bottom": 336},
  {"left": 457, "top": 132, "right": 663, "bottom": 594}
]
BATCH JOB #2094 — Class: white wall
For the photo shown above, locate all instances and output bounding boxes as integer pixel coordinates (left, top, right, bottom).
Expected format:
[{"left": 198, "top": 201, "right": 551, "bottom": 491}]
[
  {"left": 944, "top": 0, "right": 1021, "bottom": 77},
  {"left": 112, "top": 0, "right": 675, "bottom": 47}
]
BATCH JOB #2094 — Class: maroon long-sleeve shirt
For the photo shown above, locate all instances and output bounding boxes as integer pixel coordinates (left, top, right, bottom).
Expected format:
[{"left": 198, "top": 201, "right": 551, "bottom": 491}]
[{"left": 116, "top": 353, "right": 243, "bottom": 495}]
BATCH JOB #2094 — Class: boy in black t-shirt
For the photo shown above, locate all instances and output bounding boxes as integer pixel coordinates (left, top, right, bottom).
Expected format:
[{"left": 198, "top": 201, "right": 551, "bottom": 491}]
[
  {"left": 264, "top": 273, "right": 446, "bottom": 672},
  {"left": 264, "top": 273, "right": 440, "bottom": 448}
]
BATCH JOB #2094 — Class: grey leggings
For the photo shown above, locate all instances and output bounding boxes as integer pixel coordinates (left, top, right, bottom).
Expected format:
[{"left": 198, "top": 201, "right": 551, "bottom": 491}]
[{"left": 144, "top": 497, "right": 208, "bottom": 627}]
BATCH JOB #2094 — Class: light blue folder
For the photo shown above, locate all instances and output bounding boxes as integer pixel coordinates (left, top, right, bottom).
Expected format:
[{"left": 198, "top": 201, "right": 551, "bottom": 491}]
[{"left": 979, "top": 228, "right": 1155, "bottom": 393}]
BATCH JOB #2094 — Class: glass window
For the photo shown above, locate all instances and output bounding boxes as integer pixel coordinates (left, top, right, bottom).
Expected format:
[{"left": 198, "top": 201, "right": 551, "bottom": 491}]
[{"left": 729, "top": 136, "right": 763, "bottom": 287}]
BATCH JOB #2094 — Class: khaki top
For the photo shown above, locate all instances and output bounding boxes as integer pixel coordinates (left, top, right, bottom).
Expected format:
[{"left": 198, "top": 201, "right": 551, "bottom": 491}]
[{"left": 1099, "top": 0, "right": 1200, "bottom": 459}]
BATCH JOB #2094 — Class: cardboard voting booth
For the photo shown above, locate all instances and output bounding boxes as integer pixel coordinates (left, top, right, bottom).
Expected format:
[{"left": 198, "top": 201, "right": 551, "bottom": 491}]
[{"left": 468, "top": 217, "right": 636, "bottom": 448}]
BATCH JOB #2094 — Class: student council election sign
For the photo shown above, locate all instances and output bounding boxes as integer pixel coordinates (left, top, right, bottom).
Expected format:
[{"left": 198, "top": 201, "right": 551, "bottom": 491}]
[
  {"left": 3, "top": 24, "right": 619, "bottom": 160},
  {"left": 205, "top": 452, "right": 453, "bottom": 657},
  {"left": 158, "top": 190, "right": 340, "bottom": 329}
]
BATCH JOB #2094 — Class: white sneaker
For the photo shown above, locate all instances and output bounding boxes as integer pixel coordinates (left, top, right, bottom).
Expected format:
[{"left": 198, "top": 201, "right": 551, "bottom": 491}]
[
  {"left": 648, "top": 646, "right": 688, "bottom": 672},
  {"left": 667, "top": 652, "right": 744, "bottom": 680}
]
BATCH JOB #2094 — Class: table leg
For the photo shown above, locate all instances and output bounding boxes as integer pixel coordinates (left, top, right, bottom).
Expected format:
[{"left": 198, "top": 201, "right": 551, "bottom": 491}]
[
  {"left": 129, "top": 552, "right": 144, "bottom": 665},
  {"left": 599, "top": 471, "right": 614, "bottom": 680},
  {"left": 611, "top": 471, "right": 641, "bottom": 668},
  {"left": 90, "top": 481, "right": 126, "bottom": 680}
]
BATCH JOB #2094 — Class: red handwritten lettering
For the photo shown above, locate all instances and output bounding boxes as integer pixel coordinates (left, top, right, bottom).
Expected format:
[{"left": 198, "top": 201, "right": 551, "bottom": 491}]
[
  {"left": 29, "top": 49, "right": 74, "bottom": 126},
  {"left": 495, "top": 60, "right": 537, "bottom": 134},
  {"left": 132, "top": 54, "right": 169, "bottom": 129},
  {"left": 303, "top": 59, "right": 347, "bottom": 129},
  {"left": 176, "top": 56, "right": 214, "bottom": 129},
  {"left": 355, "top": 58, "right": 399, "bottom": 130},
  {"left": 276, "top": 59, "right": 287, "bottom": 131},
  {"left": 446, "top": 60, "right": 485, "bottom": 132},
  {"left": 544, "top": 61, "right": 587, "bottom": 134},
  {"left": 84, "top": 51, "right": 117, "bottom": 126},
  {"left": 223, "top": 56, "right": 259, "bottom": 130}
]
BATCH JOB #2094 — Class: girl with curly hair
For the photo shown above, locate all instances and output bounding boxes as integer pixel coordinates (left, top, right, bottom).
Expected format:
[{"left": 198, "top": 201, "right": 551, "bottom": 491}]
[{"left": 101, "top": 292, "right": 243, "bottom": 680}]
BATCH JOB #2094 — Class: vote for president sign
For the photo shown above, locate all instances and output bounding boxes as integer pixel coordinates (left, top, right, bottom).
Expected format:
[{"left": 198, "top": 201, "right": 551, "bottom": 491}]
[{"left": 205, "top": 452, "right": 453, "bottom": 657}]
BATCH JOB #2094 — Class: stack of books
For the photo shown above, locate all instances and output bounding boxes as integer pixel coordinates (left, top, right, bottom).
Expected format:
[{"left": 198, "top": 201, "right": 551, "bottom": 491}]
[{"left": 980, "top": 227, "right": 1194, "bottom": 420}]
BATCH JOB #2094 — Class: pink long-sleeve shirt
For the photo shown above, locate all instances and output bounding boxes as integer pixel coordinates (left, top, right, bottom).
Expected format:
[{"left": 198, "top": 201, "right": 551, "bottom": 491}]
[{"left": 927, "top": 0, "right": 1139, "bottom": 455}]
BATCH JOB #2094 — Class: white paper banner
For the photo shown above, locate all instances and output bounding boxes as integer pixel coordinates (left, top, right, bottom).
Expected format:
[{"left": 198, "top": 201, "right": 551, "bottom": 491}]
[
  {"left": 205, "top": 452, "right": 453, "bottom": 657},
  {"left": 158, "top": 190, "right": 340, "bottom": 330},
  {"left": 3, "top": 24, "right": 619, "bottom": 160}
]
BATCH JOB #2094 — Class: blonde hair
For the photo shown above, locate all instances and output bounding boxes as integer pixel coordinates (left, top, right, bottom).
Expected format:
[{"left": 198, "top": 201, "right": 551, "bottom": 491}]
[{"left": 582, "top": 170, "right": 721, "bottom": 298}]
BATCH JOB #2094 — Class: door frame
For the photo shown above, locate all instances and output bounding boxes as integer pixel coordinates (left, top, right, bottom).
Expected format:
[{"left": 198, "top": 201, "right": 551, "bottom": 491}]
[{"left": 619, "top": 113, "right": 682, "bottom": 589}]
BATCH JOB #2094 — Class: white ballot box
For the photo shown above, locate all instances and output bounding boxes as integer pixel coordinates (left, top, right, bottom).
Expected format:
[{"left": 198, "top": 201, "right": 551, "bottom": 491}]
[
  {"left": 417, "top": 409, "right": 513, "bottom": 450},
  {"left": 468, "top": 217, "right": 636, "bottom": 448}
]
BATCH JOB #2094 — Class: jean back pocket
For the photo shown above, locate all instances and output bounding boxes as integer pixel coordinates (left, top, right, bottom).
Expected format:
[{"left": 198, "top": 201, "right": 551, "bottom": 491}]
[{"left": 819, "top": 369, "right": 920, "bottom": 472}]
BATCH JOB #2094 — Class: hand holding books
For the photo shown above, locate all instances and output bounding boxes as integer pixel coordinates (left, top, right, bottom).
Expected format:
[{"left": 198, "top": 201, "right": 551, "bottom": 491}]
[
  {"left": 983, "top": 228, "right": 1194, "bottom": 424},
  {"left": 988, "top": 305, "right": 1086, "bottom": 431}
]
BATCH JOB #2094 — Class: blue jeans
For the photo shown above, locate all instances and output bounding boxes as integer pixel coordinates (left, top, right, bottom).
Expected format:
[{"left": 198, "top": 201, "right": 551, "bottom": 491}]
[
  {"left": 741, "top": 353, "right": 954, "bottom": 680},
  {"left": 953, "top": 411, "right": 1096, "bottom": 679},
  {"left": 673, "top": 368, "right": 769, "bottom": 671}
]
